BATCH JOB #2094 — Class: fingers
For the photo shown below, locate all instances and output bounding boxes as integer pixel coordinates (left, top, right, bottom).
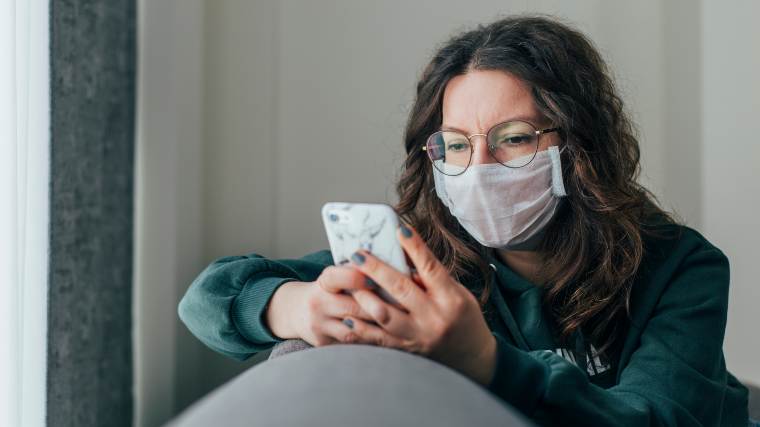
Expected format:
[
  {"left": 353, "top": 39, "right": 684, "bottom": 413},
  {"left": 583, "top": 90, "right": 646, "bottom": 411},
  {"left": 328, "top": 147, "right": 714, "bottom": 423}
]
[
  {"left": 339, "top": 317, "right": 408, "bottom": 349},
  {"left": 301, "top": 291, "right": 376, "bottom": 346},
  {"left": 404, "top": 250, "right": 425, "bottom": 288},
  {"left": 410, "top": 268, "right": 425, "bottom": 290},
  {"left": 396, "top": 223, "right": 449, "bottom": 292},
  {"left": 351, "top": 289, "right": 413, "bottom": 339},
  {"left": 349, "top": 250, "right": 427, "bottom": 312},
  {"left": 316, "top": 264, "right": 374, "bottom": 294},
  {"left": 320, "top": 317, "right": 408, "bottom": 350},
  {"left": 319, "top": 318, "right": 360, "bottom": 345},
  {"left": 320, "top": 292, "right": 375, "bottom": 322}
]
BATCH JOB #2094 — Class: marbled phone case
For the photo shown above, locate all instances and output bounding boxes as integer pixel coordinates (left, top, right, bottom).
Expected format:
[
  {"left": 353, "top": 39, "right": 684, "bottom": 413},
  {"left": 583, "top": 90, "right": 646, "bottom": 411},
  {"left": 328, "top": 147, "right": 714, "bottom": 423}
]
[{"left": 321, "top": 202, "right": 410, "bottom": 306}]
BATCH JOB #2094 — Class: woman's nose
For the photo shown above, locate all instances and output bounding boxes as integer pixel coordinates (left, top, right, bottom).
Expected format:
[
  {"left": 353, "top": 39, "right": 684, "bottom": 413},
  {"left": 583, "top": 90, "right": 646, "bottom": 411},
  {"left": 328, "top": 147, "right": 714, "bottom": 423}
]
[{"left": 470, "top": 135, "right": 499, "bottom": 165}]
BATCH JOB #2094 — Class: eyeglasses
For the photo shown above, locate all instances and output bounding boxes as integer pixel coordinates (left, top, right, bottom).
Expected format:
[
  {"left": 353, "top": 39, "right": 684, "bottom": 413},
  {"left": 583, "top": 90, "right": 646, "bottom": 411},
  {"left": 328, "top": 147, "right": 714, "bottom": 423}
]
[{"left": 421, "top": 120, "right": 560, "bottom": 176}]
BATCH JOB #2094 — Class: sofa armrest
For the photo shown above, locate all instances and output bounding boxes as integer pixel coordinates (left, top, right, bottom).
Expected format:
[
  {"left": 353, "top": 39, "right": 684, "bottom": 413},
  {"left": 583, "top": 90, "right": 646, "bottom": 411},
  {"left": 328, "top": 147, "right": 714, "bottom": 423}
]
[{"left": 169, "top": 344, "right": 533, "bottom": 427}]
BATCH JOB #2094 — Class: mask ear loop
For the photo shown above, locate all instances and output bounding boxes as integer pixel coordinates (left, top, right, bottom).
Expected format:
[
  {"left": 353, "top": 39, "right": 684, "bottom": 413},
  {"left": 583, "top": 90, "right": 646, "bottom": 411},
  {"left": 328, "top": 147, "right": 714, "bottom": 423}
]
[
  {"left": 548, "top": 145, "right": 567, "bottom": 197},
  {"left": 431, "top": 161, "right": 454, "bottom": 208}
]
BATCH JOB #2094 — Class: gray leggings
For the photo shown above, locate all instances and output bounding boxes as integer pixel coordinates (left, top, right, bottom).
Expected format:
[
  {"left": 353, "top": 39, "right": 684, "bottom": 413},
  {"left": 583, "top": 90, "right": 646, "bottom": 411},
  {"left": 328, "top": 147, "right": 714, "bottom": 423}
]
[{"left": 267, "top": 338, "right": 313, "bottom": 360}]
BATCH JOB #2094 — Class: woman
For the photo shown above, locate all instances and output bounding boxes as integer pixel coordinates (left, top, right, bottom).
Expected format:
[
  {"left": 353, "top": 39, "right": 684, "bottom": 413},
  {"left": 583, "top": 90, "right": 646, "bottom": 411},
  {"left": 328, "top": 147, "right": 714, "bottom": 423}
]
[{"left": 178, "top": 15, "right": 753, "bottom": 426}]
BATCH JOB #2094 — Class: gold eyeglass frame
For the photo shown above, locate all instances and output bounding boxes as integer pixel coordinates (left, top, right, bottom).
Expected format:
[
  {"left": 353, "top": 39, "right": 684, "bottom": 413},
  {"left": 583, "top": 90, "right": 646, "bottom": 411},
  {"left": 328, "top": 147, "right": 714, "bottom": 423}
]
[{"left": 421, "top": 120, "right": 560, "bottom": 175}]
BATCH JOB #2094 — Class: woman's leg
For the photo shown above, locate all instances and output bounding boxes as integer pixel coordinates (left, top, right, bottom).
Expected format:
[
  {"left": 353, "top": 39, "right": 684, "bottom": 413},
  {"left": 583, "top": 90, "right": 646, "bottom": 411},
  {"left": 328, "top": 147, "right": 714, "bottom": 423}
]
[{"left": 267, "top": 339, "right": 313, "bottom": 360}]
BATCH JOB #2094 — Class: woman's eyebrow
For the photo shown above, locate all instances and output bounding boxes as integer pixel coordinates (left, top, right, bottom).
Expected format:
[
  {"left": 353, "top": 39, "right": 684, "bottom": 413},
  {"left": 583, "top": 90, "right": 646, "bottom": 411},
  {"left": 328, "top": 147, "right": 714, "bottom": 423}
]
[{"left": 440, "top": 115, "right": 541, "bottom": 133}]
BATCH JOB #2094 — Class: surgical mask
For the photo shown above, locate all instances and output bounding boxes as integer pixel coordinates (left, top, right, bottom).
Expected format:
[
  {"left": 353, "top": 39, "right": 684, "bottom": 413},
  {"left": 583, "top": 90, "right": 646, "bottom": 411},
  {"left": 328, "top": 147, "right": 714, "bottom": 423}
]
[{"left": 432, "top": 145, "right": 567, "bottom": 250}]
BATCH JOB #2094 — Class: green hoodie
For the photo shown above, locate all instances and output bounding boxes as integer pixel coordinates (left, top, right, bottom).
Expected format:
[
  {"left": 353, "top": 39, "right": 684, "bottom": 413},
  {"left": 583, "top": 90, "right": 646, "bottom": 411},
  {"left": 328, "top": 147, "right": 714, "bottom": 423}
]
[{"left": 178, "top": 223, "right": 750, "bottom": 426}]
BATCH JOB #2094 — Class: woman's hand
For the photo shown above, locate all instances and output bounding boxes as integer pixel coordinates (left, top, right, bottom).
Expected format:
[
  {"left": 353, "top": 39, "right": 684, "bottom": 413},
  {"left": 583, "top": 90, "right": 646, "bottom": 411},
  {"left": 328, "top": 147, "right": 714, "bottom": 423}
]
[
  {"left": 341, "top": 223, "right": 498, "bottom": 386},
  {"left": 285, "top": 266, "right": 379, "bottom": 347}
]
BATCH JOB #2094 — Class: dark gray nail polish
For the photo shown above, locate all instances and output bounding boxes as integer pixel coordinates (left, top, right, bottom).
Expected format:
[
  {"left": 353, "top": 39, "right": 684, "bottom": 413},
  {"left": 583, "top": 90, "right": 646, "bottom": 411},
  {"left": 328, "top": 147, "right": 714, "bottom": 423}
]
[
  {"left": 400, "top": 224, "right": 413, "bottom": 238},
  {"left": 343, "top": 318, "right": 354, "bottom": 329},
  {"left": 351, "top": 252, "right": 365, "bottom": 265}
]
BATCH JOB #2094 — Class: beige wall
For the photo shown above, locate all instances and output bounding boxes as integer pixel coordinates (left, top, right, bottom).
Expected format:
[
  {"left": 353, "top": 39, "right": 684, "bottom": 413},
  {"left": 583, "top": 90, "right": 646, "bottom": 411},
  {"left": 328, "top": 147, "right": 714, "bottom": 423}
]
[
  {"left": 135, "top": 1, "right": 206, "bottom": 426},
  {"left": 135, "top": 1, "right": 759, "bottom": 425},
  {"left": 702, "top": 0, "right": 760, "bottom": 392}
]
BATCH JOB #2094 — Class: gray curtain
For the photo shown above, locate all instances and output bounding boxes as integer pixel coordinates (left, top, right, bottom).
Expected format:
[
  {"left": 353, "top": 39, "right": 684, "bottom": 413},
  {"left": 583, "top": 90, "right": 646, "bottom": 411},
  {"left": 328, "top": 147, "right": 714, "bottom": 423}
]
[{"left": 48, "top": 0, "right": 136, "bottom": 425}]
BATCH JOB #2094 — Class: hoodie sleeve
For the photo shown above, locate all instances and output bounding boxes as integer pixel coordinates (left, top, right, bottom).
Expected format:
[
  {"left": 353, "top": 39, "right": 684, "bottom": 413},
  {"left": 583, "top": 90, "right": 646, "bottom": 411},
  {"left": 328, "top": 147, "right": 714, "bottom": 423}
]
[
  {"left": 177, "top": 249, "right": 333, "bottom": 361},
  {"left": 485, "top": 245, "right": 748, "bottom": 426}
]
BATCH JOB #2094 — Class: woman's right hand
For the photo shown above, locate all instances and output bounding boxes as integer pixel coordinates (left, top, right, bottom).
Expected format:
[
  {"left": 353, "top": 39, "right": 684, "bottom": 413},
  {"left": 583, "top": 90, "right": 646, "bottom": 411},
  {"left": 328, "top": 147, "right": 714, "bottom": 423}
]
[{"left": 266, "top": 265, "right": 376, "bottom": 346}]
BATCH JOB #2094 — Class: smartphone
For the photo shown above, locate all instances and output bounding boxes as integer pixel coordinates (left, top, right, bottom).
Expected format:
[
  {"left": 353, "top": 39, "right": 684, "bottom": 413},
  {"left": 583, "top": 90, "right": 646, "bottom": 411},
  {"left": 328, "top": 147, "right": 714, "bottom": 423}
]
[{"left": 321, "top": 202, "right": 410, "bottom": 307}]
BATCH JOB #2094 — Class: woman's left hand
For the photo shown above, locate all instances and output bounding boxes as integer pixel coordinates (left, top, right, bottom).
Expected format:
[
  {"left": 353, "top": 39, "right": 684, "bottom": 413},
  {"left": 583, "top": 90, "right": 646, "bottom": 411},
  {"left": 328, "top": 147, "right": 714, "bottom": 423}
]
[{"left": 341, "top": 222, "right": 497, "bottom": 386}]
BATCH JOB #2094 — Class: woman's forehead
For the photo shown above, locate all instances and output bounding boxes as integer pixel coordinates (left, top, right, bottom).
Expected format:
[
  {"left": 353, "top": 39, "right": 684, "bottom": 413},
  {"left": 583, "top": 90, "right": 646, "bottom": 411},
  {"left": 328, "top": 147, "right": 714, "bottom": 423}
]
[{"left": 441, "top": 69, "right": 540, "bottom": 132}]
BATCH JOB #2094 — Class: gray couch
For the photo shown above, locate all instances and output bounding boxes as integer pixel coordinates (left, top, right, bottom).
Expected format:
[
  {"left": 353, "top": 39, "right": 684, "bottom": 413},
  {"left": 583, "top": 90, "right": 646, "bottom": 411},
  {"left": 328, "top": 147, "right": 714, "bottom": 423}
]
[
  {"left": 169, "top": 339, "right": 760, "bottom": 426},
  {"left": 266, "top": 340, "right": 760, "bottom": 423},
  {"left": 168, "top": 340, "right": 532, "bottom": 427}
]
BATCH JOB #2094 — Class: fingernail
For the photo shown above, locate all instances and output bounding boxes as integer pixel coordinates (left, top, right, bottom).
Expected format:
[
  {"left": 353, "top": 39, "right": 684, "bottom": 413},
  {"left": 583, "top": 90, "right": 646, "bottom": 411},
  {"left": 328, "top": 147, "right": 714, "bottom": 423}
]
[
  {"left": 400, "top": 223, "right": 413, "bottom": 238},
  {"left": 351, "top": 251, "right": 365, "bottom": 265},
  {"left": 342, "top": 318, "right": 354, "bottom": 329},
  {"left": 365, "top": 277, "right": 378, "bottom": 289}
]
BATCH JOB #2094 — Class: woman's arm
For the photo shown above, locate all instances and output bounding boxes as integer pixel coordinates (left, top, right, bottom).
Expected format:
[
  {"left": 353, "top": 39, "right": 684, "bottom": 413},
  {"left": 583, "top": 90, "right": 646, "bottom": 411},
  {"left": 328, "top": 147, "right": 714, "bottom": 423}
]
[
  {"left": 177, "top": 249, "right": 333, "bottom": 361},
  {"left": 485, "top": 245, "right": 749, "bottom": 426},
  {"left": 265, "top": 280, "right": 308, "bottom": 340}
]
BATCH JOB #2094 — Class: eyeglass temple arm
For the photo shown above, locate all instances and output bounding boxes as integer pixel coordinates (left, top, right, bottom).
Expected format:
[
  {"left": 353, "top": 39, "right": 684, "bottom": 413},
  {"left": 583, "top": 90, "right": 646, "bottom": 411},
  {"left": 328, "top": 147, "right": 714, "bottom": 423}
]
[{"left": 538, "top": 127, "right": 560, "bottom": 135}]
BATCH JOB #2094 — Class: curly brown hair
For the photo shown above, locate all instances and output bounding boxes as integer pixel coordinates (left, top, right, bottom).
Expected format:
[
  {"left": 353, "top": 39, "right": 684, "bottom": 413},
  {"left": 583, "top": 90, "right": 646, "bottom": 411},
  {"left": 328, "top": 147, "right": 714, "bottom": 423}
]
[{"left": 392, "top": 14, "right": 683, "bottom": 358}]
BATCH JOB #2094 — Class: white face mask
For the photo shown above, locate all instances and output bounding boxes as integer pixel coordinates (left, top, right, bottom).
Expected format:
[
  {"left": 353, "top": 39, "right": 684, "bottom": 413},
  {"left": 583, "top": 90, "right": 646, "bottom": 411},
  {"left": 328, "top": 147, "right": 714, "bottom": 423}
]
[{"left": 432, "top": 145, "right": 567, "bottom": 250}]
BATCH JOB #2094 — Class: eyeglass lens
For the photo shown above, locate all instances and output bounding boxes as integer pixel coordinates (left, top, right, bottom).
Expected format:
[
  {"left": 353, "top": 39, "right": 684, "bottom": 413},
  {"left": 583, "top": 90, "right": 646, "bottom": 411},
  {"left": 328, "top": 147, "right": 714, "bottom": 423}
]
[{"left": 426, "top": 121, "right": 540, "bottom": 175}]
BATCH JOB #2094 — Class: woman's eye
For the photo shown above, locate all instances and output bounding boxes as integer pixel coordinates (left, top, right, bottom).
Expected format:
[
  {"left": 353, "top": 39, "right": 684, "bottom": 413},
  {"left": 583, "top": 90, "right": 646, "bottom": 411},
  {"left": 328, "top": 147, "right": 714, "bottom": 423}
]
[
  {"left": 500, "top": 135, "right": 531, "bottom": 145},
  {"left": 447, "top": 142, "right": 469, "bottom": 152}
]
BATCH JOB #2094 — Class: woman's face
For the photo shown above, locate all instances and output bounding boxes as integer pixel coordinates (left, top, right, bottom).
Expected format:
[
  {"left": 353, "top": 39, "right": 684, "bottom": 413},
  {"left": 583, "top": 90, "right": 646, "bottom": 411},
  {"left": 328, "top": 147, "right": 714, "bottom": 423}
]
[{"left": 441, "top": 69, "right": 560, "bottom": 166}]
